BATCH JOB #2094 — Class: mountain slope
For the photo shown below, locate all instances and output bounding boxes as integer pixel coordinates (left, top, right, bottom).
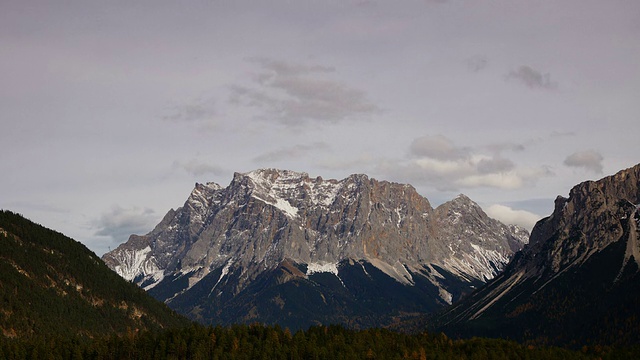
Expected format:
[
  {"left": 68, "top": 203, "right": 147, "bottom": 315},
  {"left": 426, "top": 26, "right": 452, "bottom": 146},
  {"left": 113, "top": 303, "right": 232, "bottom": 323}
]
[
  {"left": 103, "top": 169, "right": 528, "bottom": 330},
  {"left": 0, "top": 210, "right": 189, "bottom": 339},
  {"left": 431, "top": 164, "right": 640, "bottom": 347}
]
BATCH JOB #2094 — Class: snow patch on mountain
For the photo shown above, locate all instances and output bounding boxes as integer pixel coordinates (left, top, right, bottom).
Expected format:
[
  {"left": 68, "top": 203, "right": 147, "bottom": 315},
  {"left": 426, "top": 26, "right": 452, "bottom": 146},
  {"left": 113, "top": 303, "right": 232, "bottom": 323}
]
[
  {"left": 273, "top": 198, "right": 299, "bottom": 218},
  {"left": 310, "top": 180, "right": 342, "bottom": 207},
  {"left": 306, "top": 262, "right": 339, "bottom": 276},
  {"left": 109, "top": 246, "right": 165, "bottom": 290},
  {"left": 113, "top": 246, "right": 151, "bottom": 282},
  {"left": 439, "top": 287, "right": 453, "bottom": 305},
  {"left": 209, "top": 259, "right": 234, "bottom": 297},
  {"left": 245, "top": 169, "right": 343, "bottom": 211}
]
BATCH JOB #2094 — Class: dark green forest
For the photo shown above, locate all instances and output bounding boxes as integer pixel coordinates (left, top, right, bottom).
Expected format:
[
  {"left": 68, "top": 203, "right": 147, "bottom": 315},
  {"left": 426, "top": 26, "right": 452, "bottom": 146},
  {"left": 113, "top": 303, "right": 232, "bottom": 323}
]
[
  {"left": 0, "top": 210, "right": 188, "bottom": 338},
  {"left": 4, "top": 323, "right": 638, "bottom": 360}
]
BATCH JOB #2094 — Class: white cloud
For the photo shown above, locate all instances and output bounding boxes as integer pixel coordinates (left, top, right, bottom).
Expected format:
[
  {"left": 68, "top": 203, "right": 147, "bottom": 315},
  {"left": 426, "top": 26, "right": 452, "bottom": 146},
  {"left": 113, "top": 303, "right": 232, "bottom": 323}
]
[
  {"left": 414, "top": 157, "right": 472, "bottom": 176},
  {"left": 457, "top": 172, "right": 525, "bottom": 190},
  {"left": 563, "top": 149, "right": 604, "bottom": 174},
  {"left": 485, "top": 204, "right": 541, "bottom": 231}
]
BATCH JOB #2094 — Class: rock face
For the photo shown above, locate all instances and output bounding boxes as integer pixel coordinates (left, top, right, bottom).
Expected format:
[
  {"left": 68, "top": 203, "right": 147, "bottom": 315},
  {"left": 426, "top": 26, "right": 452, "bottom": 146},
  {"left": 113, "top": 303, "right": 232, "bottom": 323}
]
[
  {"left": 432, "top": 164, "right": 640, "bottom": 347},
  {"left": 103, "top": 169, "right": 527, "bottom": 330}
]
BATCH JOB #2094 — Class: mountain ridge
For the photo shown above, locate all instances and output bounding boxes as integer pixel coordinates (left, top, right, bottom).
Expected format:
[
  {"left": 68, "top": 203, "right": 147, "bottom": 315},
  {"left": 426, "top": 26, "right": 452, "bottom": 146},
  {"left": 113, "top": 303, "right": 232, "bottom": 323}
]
[
  {"left": 103, "top": 168, "right": 529, "bottom": 329},
  {"left": 430, "top": 163, "right": 640, "bottom": 346},
  {"left": 0, "top": 210, "right": 189, "bottom": 339}
]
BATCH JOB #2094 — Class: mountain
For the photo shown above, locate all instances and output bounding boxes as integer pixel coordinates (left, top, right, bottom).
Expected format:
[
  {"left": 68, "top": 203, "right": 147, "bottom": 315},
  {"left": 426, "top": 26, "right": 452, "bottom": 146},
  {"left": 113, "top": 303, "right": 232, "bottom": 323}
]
[
  {"left": 0, "top": 210, "right": 189, "bottom": 339},
  {"left": 103, "top": 169, "right": 528, "bottom": 330},
  {"left": 431, "top": 164, "right": 640, "bottom": 347}
]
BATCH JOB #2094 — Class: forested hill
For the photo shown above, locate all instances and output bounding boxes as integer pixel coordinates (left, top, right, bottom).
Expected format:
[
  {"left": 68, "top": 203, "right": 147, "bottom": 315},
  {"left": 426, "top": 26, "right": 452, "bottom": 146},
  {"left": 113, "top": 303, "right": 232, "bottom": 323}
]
[{"left": 0, "top": 210, "right": 190, "bottom": 338}]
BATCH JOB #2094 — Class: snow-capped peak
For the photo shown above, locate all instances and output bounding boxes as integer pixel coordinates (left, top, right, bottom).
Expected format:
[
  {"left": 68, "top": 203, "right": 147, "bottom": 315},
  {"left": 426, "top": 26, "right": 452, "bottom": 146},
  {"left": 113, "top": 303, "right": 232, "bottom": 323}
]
[{"left": 240, "top": 169, "right": 344, "bottom": 213}]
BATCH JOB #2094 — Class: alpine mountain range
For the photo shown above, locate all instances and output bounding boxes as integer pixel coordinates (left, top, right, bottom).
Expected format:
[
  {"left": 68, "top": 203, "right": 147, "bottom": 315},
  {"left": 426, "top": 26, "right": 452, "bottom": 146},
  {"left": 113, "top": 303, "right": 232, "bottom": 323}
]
[{"left": 103, "top": 169, "right": 529, "bottom": 330}]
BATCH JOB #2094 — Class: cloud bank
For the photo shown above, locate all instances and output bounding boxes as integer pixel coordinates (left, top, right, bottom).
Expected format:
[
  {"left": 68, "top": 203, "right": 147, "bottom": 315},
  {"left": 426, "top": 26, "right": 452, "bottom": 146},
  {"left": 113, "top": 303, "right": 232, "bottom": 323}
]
[{"left": 379, "top": 134, "right": 551, "bottom": 191}]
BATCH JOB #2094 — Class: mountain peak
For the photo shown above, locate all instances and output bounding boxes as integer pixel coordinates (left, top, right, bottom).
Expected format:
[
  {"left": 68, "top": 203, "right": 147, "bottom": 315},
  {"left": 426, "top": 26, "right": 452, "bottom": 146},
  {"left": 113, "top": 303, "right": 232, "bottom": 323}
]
[
  {"left": 432, "top": 192, "right": 528, "bottom": 282},
  {"left": 103, "top": 169, "right": 528, "bottom": 329},
  {"left": 432, "top": 163, "right": 640, "bottom": 346},
  {"left": 454, "top": 193, "right": 472, "bottom": 201},
  {"left": 242, "top": 168, "right": 310, "bottom": 183}
]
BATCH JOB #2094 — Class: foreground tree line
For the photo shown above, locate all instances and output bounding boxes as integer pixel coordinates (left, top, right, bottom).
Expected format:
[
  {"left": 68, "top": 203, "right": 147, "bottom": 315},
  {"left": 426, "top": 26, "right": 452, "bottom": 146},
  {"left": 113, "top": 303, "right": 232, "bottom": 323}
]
[{"left": 2, "top": 323, "right": 639, "bottom": 360}]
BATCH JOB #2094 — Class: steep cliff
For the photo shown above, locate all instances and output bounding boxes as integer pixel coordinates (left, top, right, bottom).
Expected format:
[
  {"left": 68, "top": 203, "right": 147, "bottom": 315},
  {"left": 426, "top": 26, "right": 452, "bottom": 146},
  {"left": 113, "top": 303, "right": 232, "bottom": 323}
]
[
  {"left": 432, "top": 164, "right": 640, "bottom": 347},
  {"left": 103, "top": 169, "right": 528, "bottom": 330}
]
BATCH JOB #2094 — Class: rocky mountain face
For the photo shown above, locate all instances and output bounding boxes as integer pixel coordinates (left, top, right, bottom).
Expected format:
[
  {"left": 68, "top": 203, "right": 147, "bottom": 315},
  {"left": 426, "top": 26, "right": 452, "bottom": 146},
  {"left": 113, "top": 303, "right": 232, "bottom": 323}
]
[
  {"left": 103, "top": 169, "right": 528, "bottom": 330},
  {"left": 0, "top": 210, "right": 188, "bottom": 339},
  {"left": 431, "top": 164, "right": 640, "bottom": 347}
]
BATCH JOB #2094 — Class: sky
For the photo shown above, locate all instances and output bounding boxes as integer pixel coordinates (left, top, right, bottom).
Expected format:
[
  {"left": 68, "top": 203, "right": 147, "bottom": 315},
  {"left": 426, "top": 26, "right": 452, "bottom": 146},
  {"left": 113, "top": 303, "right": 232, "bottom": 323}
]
[{"left": 2, "top": 0, "right": 639, "bottom": 256}]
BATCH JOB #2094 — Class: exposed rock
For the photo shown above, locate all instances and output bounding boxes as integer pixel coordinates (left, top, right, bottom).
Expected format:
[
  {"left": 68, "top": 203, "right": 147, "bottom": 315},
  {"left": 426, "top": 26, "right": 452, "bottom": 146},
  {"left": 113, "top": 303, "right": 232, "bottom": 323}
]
[
  {"left": 431, "top": 163, "right": 640, "bottom": 347},
  {"left": 103, "top": 169, "right": 528, "bottom": 329}
]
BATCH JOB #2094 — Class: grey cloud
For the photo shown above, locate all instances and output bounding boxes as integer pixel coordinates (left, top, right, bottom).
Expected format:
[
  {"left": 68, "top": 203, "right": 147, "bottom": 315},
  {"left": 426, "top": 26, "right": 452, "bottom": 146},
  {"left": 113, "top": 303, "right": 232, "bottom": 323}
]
[
  {"left": 409, "top": 135, "right": 468, "bottom": 160},
  {"left": 163, "top": 97, "right": 217, "bottom": 124},
  {"left": 466, "top": 56, "right": 488, "bottom": 72},
  {"left": 507, "top": 65, "right": 558, "bottom": 90},
  {"left": 564, "top": 149, "right": 604, "bottom": 173},
  {"left": 93, "top": 206, "right": 157, "bottom": 243},
  {"left": 173, "top": 159, "right": 225, "bottom": 177},
  {"left": 253, "top": 142, "right": 329, "bottom": 163},
  {"left": 230, "top": 58, "right": 381, "bottom": 125},
  {"left": 229, "top": 85, "right": 278, "bottom": 109},
  {"left": 550, "top": 131, "right": 576, "bottom": 138},
  {"left": 523, "top": 131, "right": 576, "bottom": 148},
  {"left": 484, "top": 142, "right": 526, "bottom": 154},
  {"left": 477, "top": 157, "right": 515, "bottom": 174},
  {"left": 248, "top": 57, "right": 335, "bottom": 78}
]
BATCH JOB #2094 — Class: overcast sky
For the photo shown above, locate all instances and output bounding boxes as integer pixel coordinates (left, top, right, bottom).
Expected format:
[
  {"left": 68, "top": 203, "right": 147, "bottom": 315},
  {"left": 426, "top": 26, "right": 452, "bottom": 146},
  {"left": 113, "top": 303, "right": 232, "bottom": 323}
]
[{"left": 2, "top": 0, "right": 639, "bottom": 256}]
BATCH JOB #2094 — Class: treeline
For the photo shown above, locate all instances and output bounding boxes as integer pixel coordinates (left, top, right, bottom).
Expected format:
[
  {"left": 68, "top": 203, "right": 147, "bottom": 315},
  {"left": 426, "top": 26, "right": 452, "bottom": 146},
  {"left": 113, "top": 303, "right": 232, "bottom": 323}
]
[{"left": 3, "top": 323, "right": 638, "bottom": 360}]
